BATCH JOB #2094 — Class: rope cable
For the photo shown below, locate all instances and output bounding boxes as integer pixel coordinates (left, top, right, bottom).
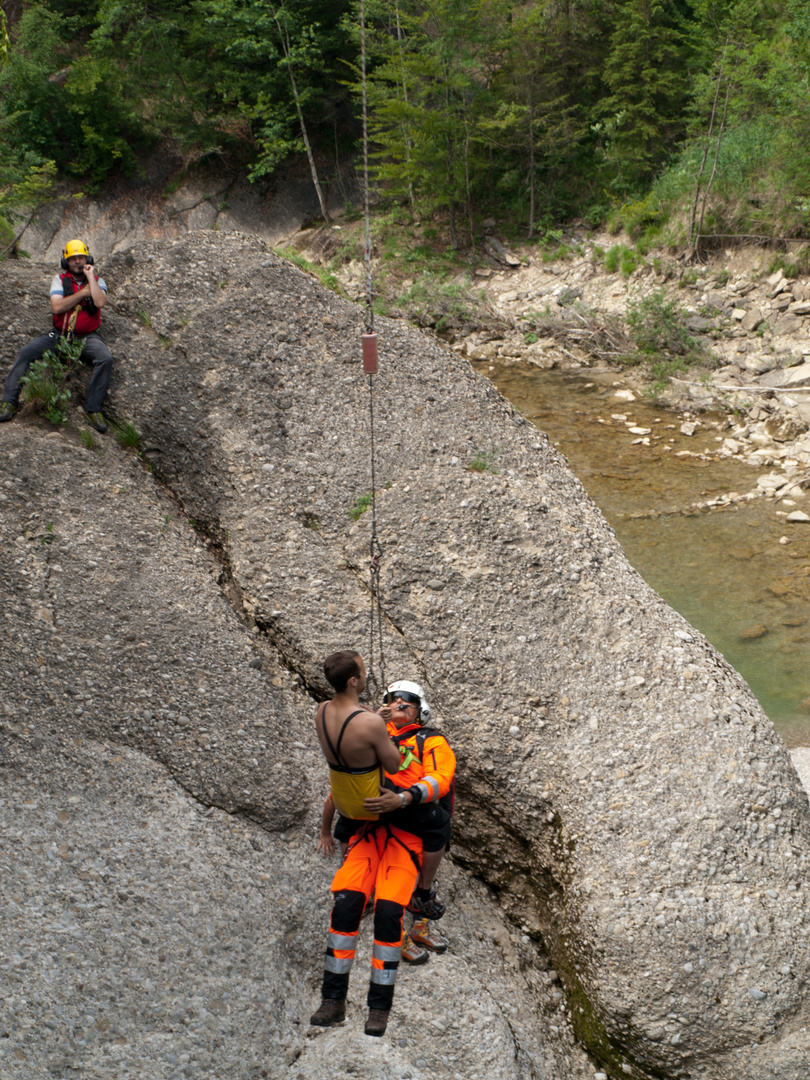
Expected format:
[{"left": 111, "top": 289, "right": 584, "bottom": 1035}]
[
  {"left": 360, "top": 0, "right": 373, "bottom": 336},
  {"left": 360, "top": 0, "right": 385, "bottom": 702}
]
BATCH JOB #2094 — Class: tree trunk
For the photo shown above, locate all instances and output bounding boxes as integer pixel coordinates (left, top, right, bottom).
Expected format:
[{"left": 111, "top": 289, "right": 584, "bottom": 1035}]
[
  {"left": 527, "top": 78, "right": 536, "bottom": 239},
  {"left": 275, "top": 12, "right": 331, "bottom": 224},
  {"left": 696, "top": 82, "right": 730, "bottom": 254},
  {"left": 689, "top": 50, "right": 726, "bottom": 254},
  {"left": 394, "top": 1, "right": 416, "bottom": 213}
]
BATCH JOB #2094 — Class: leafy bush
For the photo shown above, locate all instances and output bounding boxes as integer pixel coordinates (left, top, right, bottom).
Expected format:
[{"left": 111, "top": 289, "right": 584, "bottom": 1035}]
[
  {"left": 604, "top": 244, "right": 639, "bottom": 276},
  {"left": 19, "top": 336, "right": 83, "bottom": 424},
  {"left": 627, "top": 291, "right": 698, "bottom": 357},
  {"left": 769, "top": 249, "right": 810, "bottom": 279}
]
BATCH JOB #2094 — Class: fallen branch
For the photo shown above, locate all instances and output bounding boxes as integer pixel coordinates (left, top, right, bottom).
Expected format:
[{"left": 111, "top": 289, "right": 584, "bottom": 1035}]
[{"left": 669, "top": 375, "right": 810, "bottom": 394}]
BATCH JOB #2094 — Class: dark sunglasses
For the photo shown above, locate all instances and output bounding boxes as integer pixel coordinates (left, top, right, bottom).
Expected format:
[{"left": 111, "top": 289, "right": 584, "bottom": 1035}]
[{"left": 383, "top": 691, "right": 420, "bottom": 707}]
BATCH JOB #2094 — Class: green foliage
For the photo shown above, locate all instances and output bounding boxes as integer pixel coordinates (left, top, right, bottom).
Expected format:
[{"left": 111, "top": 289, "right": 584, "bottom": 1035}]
[
  {"left": 277, "top": 246, "right": 339, "bottom": 290},
  {"left": 392, "top": 274, "right": 472, "bottom": 325},
  {"left": 114, "top": 420, "right": 140, "bottom": 448},
  {"left": 769, "top": 249, "right": 810, "bottom": 278},
  {"left": 604, "top": 244, "right": 640, "bottom": 276},
  {"left": 627, "top": 290, "right": 698, "bottom": 357},
  {"left": 19, "top": 337, "right": 80, "bottom": 424},
  {"left": 349, "top": 491, "right": 374, "bottom": 520},
  {"left": 598, "top": 0, "right": 692, "bottom": 193},
  {"left": 1, "top": 0, "right": 809, "bottom": 247},
  {"left": 467, "top": 447, "right": 499, "bottom": 474},
  {"left": 79, "top": 426, "right": 99, "bottom": 451}
]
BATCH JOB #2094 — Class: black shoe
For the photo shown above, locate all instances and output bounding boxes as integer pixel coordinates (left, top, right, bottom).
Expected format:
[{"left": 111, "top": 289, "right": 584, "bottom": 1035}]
[
  {"left": 0, "top": 402, "right": 16, "bottom": 422},
  {"left": 309, "top": 997, "right": 346, "bottom": 1027},
  {"left": 407, "top": 889, "right": 445, "bottom": 920},
  {"left": 84, "top": 411, "right": 108, "bottom": 433},
  {"left": 364, "top": 1008, "right": 390, "bottom": 1037}
]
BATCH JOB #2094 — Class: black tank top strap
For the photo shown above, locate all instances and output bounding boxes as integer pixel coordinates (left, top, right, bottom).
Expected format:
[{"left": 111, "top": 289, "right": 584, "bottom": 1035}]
[
  {"left": 319, "top": 704, "right": 365, "bottom": 768},
  {"left": 334, "top": 709, "right": 365, "bottom": 765}
]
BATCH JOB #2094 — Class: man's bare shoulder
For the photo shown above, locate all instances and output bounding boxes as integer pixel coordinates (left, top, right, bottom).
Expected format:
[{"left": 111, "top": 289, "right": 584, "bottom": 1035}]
[{"left": 350, "top": 707, "right": 389, "bottom": 732}]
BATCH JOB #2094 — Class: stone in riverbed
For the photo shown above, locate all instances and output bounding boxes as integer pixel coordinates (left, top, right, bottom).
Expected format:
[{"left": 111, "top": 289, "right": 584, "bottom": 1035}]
[
  {"left": 739, "top": 624, "right": 768, "bottom": 640},
  {"left": 760, "top": 362, "right": 810, "bottom": 389},
  {"left": 774, "top": 313, "right": 803, "bottom": 336},
  {"left": 765, "top": 414, "right": 808, "bottom": 442},
  {"left": 787, "top": 510, "right": 810, "bottom": 523},
  {"left": 741, "top": 308, "right": 765, "bottom": 331}
]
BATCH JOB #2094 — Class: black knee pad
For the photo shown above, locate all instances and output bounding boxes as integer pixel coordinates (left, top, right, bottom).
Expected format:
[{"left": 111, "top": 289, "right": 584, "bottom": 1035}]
[
  {"left": 331, "top": 890, "right": 366, "bottom": 932},
  {"left": 373, "top": 898, "right": 403, "bottom": 944}
]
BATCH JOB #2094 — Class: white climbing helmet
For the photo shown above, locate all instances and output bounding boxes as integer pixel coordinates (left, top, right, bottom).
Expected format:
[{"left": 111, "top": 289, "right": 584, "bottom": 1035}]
[{"left": 384, "top": 680, "right": 430, "bottom": 724}]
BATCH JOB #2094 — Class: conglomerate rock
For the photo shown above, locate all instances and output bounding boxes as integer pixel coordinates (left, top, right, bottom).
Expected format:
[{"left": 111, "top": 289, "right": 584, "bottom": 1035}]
[{"left": 1, "top": 232, "right": 809, "bottom": 1079}]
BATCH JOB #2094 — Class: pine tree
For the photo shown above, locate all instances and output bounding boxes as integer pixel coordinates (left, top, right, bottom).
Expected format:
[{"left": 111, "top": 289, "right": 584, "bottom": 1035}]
[{"left": 600, "top": 0, "right": 694, "bottom": 191}]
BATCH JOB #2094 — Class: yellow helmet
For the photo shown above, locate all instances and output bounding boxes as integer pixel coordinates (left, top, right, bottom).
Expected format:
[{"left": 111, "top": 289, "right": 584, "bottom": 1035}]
[{"left": 62, "top": 239, "right": 89, "bottom": 261}]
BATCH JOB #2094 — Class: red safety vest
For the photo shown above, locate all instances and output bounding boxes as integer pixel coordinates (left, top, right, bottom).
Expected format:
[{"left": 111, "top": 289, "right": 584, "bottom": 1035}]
[{"left": 52, "top": 273, "right": 102, "bottom": 337}]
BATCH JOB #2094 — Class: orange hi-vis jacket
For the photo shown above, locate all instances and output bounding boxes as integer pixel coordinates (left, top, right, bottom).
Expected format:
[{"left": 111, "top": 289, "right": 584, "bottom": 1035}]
[{"left": 385, "top": 721, "right": 456, "bottom": 808}]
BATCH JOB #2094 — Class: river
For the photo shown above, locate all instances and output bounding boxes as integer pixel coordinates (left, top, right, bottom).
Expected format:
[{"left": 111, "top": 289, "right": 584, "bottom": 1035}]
[{"left": 475, "top": 361, "right": 810, "bottom": 747}]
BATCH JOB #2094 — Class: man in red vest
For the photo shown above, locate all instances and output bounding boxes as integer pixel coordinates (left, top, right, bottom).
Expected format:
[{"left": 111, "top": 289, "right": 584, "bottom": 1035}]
[{"left": 0, "top": 239, "right": 113, "bottom": 432}]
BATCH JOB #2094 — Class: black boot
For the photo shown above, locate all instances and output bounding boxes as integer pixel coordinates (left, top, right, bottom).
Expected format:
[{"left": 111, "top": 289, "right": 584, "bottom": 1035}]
[{"left": 310, "top": 997, "right": 346, "bottom": 1027}]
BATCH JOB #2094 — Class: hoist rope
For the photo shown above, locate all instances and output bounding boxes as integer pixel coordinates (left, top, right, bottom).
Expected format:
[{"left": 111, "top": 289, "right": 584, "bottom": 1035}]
[
  {"left": 359, "top": 0, "right": 385, "bottom": 702},
  {"left": 360, "top": 0, "right": 373, "bottom": 337}
]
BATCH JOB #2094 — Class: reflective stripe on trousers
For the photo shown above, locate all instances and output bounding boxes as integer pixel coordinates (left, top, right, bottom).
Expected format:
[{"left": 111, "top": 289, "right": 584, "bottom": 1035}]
[
  {"left": 325, "top": 926, "right": 358, "bottom": 975},
  {"left": 370, "top": 940, "right": 401, "bottom": 986}
]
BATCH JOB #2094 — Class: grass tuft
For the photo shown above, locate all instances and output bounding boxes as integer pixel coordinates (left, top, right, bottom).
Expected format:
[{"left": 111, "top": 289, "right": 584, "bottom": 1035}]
[
  {"left": 349, "top": 492, "right": 374, "bottom": 520},
  {"left": 114, "top": 420, "right": 140, "bottom": 448},
  {"left": 468, "top": 447, "right": 499, "bottom": 474},
  {"left": 79, "top": 427, "right": 98, "bottom": 451}
]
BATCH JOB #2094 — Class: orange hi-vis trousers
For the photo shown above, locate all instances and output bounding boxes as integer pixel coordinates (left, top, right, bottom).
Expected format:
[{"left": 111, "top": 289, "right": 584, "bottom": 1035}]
[{"left": 322, "top": 822, "right": 423, "bottom": 1011}]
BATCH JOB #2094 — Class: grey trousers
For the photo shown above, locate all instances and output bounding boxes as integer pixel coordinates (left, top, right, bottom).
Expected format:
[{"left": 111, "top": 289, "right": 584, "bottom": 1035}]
[{"left": 3, "top": 331, "right": 113, "bottom": 412}]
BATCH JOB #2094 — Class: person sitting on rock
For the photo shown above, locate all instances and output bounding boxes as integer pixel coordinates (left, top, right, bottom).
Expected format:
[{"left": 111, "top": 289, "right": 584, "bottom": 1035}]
[
  {"left": 0, "top": 239, "right": 113, "bottom": 432},
  {"left": 317, "top": 679, "right": 456, "bottom": 965}
]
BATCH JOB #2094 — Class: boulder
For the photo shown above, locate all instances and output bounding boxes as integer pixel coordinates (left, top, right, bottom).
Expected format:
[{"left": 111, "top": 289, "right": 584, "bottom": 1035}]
[
  {"left": 760, "top": 362, "right": 810, "bottom": 389},
  {"left": 2, "top": 234, "right": 810, "bottom": 1080},
  {"left": 740, "top": 308, "right": 764, "bottom": 331},
  {"left": 765, "top": 413, "right": 809, "bottom": 442}
]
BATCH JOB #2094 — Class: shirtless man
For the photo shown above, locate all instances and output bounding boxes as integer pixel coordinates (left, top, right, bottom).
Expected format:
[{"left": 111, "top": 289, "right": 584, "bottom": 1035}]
[
  {"left": 311, "top": 650, "right": 422, "bottom": 1038},
  {"left": 314, "top": 651, "right": 401, "bottom": 816}
]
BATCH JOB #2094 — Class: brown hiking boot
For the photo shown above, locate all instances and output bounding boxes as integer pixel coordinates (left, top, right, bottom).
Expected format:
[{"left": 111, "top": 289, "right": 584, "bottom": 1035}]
[
  {"left": 364, "top": 1007, "right": 390, "bottom": 1037},
  {"left": 410, "top": 918, "right": 448, "bottom": 954},
  {"left": 309, "top": 997, "right": 346, "bottom": 1027},
  {"left": 401, "top": 931, "right": 429, "bottom": 964}
]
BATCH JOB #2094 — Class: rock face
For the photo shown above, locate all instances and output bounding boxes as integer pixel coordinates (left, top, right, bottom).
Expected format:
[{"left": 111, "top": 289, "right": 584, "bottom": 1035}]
[
  {"left": 2, "top": 232, "right": 810, "bottom": 1080},
  {"left": 12, "top": 149, "right": 354, "bottom": 262}
]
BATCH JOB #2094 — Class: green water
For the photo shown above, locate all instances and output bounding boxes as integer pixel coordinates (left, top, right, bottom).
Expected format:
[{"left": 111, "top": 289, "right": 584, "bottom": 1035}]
[{"left": 476, "top": 362, "right": 810, "bottom": 747}]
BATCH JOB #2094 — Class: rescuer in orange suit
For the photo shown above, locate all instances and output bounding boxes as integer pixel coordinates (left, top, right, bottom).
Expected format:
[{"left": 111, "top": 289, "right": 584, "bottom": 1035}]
[
  {"left": 366, "top": 680, "right": 456, "bottom": 959},
  {"left": 311, "top": 652, "right": 424, "bottom": 1039}
]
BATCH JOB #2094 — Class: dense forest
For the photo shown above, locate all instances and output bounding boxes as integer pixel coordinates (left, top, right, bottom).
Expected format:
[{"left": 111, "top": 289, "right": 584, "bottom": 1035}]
[{"left": 2, "top": 0, "right": 810, "bottom": 250}]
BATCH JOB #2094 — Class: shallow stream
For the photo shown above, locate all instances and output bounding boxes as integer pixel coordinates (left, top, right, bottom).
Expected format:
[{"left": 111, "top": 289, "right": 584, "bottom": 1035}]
[{"left": 475, "top": 362, "right": 810, "bottom": 747}]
